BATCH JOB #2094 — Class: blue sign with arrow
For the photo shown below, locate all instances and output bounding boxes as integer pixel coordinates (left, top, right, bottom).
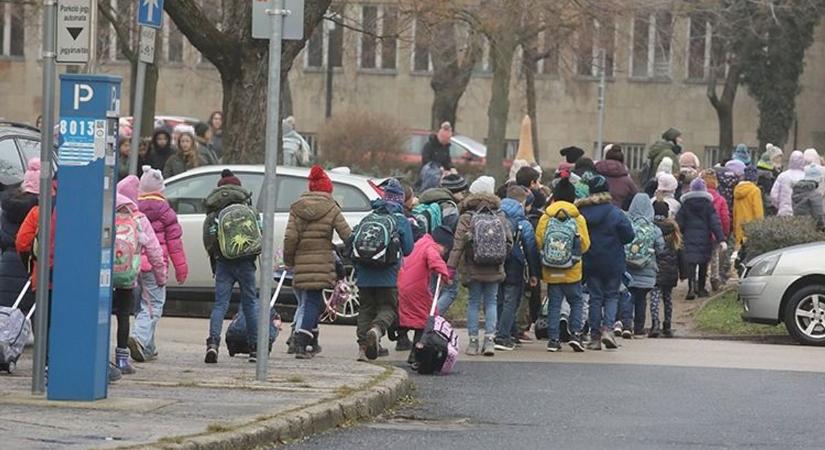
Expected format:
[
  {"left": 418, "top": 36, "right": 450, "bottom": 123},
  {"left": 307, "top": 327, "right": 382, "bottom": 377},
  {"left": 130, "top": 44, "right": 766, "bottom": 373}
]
[{"left": 138, "top": 0, "right": 164, "bottom": 29}]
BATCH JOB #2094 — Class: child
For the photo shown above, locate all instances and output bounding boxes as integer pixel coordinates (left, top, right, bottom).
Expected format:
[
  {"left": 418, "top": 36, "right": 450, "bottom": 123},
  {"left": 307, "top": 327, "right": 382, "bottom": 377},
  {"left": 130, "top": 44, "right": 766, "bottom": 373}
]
[
  {"left": 113, "top": 176, "right": 167, "bottom": 374},
  {"left": 351, "top": 178, "right": 413, "bottom": 361},
  {"left": 496, "top": 185, "right": 540, "bottom": 351},
  {"left": 623, "top": 193, "right": 665, "bottom": 337},
  {"left": 650, "top": 201, "right": 682, "bottom": 338},
  {"left": 653, "top": 172, "right": 681, "bottom": 218},
  {"left": 700, "top": 170, "right": 731, "bottom": 291},
  {"left": 677, "top": 178, "right": 725, "bottom": 299},
  {"left": 536, "top": 173, "right": 590, "bottom": 352},
  {"left": 203, "top": 170, "right": 261, "bottom": 363},
  {"left": 732, "top": 166, "right": 765, "bottom": 249},
  {"left": 793, "top": 164, "right": 825, "bottom": 230},
  {"left": 771, "top": 150, "right": 805, "bottom": 217},
  {"left": 128, "top": 166, "right": 189, "bottom": 363},
  {"left": 575, "top": 175, "right": 634, "bottom": 350},
  {"left": 397, "top": 232, "right": 451, "bottom": 369},
  {"left": 447, "top": 176, "right": 513, "bottom": 357}
]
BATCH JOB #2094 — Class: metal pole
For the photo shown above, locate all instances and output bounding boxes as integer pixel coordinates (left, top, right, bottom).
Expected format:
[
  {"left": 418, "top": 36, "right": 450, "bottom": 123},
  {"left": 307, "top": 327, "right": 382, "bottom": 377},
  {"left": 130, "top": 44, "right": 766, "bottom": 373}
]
[
  {"left": 257, "top": 0, "right": 285, "bottom": 381},
  {"left": 33, "top": 0, "right": 57, "bottom": 395},
  {"left": 324, "top": 18, "right": 334, "bottom": 119},
  {"left": 595, "top": 48, "right": 606, "bottom": 159},
  {"left": 129, "top": 31, "right": 148, "bottom": 175}
]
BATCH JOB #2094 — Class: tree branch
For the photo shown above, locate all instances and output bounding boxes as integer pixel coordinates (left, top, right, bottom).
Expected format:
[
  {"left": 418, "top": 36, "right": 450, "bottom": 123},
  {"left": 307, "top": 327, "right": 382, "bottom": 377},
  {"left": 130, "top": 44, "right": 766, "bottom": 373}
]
[
  {"left": 163, "top": 0, "right": 237, "bottom": 77},
  {"left": 97, "top": 0, "right": 136, "bottom": 63}
]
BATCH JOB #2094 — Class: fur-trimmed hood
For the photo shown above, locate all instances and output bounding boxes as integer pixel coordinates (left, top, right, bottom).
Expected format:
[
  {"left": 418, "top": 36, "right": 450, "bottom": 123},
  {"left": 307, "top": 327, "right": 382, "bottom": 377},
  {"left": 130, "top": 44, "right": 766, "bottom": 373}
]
[
  {"left": 574, "top": 191, "right": 613, "bottom": 208},
  {"left": 459, "top": 192, "right": 501, "bottom": 213}
]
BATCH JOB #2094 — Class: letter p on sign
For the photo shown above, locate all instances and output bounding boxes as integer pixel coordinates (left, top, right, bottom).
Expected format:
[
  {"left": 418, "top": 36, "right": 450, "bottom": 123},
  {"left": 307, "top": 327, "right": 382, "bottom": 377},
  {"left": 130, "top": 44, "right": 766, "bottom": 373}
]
[{"left": 73, "top": 84, "right": 94, "bottom": 110}]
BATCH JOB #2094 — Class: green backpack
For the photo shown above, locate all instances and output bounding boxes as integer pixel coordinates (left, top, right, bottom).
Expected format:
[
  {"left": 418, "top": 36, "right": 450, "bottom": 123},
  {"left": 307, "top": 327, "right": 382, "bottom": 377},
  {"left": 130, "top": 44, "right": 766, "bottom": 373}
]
[
  {"left": 625, "top": 216, "right": 656, "bottom": 269},
  {"left": 217, "top": 204, "right": 263, "bottom": 260}
]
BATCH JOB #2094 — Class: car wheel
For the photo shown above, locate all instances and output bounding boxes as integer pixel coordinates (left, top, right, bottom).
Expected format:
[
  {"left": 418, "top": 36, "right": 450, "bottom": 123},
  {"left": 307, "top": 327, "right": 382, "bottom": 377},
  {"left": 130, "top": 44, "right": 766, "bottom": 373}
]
[{"left": 782, "top": 285, "right": 825, "bottom": 346}]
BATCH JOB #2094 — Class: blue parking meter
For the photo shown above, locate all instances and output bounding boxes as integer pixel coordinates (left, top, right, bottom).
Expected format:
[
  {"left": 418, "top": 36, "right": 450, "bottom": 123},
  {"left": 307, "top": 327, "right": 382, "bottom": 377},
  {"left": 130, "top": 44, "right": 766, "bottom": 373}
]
[{"left": 48, "top": 74, "right": 121, "bottom": 401}]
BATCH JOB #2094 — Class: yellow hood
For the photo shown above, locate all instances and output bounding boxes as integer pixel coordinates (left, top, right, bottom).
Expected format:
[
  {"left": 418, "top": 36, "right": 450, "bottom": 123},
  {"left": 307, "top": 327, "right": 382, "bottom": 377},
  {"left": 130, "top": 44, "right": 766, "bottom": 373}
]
[
  {"left": 734, "top": 181, "right": 760, "bottom": 200},
  {"left": 545, "top": 201, "right": 581, "bottom": 219}
]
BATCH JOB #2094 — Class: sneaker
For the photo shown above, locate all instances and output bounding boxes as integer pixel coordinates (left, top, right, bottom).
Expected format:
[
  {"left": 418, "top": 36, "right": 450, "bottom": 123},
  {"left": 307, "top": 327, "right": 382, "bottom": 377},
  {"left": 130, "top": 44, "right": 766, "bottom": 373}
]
[
  {"left": 205, "top": 346, "right": 218, "bottom": 364},
  {"left": 648, "top": 324, "right": 661, "bottom": 338},
  {"left": 378, "top": 345, "right": 390, "bottom": 358},
  {"left": 108, "top": 363, "right": 122, "bottom": 383},
  {"left": 248, "top": 351, "right": 257, "bottom": 363},
  {"left": 613, "top": 322, "right": 623, "bottom": 337},
  {"left": 482, "top": 335, "right": 496, "bottom": 357},
  {"left": 466, "top": 337, "right": 480, "bottom": 356},
  {"left": 621, "top": 329, "right": 633, "bottom": 340},
  {"left": 357, "top": 346, "right": 368, "bottom": 362},
  {"left": 586, "top": 338, "right": 602, "bottom": 351},
  {"left": 546, "top": 339, "right": 562, "bottom": 352},
  {"left": 559, "top": 318, "right": 571, "bottom": 343},
  {"left": 601, "top": 331, "right": 619, "bottom": 349},
  {"left": 494, "top": 339, "right": 515, "bottom": 351},
  {"left": 569, "top": 335, "right": 585, "bottom": 353},
  {"left": 115, "top": 348, "right": 135, "bottom": 375},
  {"left": 365, "top": 327, "right": 381, "bottom": 361},
  {"left": 127, "top": 336, "right": 146, "bottom": 363}
]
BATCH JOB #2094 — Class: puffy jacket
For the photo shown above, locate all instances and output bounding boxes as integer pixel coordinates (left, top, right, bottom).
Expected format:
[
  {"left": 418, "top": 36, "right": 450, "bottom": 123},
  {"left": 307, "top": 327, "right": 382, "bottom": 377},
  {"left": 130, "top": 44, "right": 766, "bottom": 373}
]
[
  {"left": 792, "top": 180, "right": 824, "bottom": 230},
  {"left": 626, "top": 194, "right": 665, "bottom": 289},
  {"left": 756, "top": 161, "right": 780, "bottom": 216},
  {"left": 715, "top": 166, "right": 740, "bottom": 216},
  {"left": 654, "top": 192, "right": 681, "bottom": 218},
  {"left": 115, "top": 192, "right": 168, "bottom": 287},
  {"left": 15, "top": 206, "right": 54, "bottom": 292},
  {"left": 654, "top": 218, "right": 680, "bottom": 289},
  {"left": 576, "top": 192, "right": 635, "bottom": 279},
  {"left": 162, "top": 151, "right": 211, "bottom": 179},
  {"left": 447, "top": 193, "right": 513, "bottom": 284},
  {"left": 771, "top": 151, "right": 805, "bottom": 216},
  {"left": 0, "top": 190, "right": 38, "bottom": 306},
  {"left": 138, "top": 193, "right": 188, "bottom": 284},
  {"left": 595, "top": 159, "right": 638, "bottom": 210},
  {"left": 708, "top": 188, "right": 731, "bottom": 238},
  {"left": 500, "top": 198, "right": 540, "bottom": 285},
  {"left": 397, "top": 234, "right": 450, "bottom": 330},
  {"left": 353, "top": 200, "right": 414, "bottom": 288},
  {"left": 677, "top": 191, "right": 725, "bottom": 264},
  {"left": 535, "top": 201, "right": 590, "bottom": 284},
  {"left": 421, "top": 134, "right": 452, "bottom": 170},
  {"left": 733, "top": 181, "right": 765, "bottom": 247},
  {"left": 283, "top": 191, "right": 352, "bottom": 290},
  {"left": 647, "top": 141, "right": 681, "bottom": 177}
]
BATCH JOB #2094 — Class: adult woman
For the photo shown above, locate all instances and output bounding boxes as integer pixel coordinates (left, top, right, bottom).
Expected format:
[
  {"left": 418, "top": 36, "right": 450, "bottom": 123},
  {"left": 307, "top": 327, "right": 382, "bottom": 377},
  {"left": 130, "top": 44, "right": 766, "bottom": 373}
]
[
  {"left": 162, "top": 131, "right": 209, "bottom": 178},
  {"left": 208, "top": 111, "right": 224, "bottom": 159}
]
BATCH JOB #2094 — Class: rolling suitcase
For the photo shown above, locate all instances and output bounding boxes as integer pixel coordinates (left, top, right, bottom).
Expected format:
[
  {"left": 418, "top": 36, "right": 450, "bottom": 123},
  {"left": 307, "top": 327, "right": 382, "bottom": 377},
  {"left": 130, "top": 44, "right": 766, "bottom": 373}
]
[
  {"left": 226, "top": 271, "right": 285, "bottom": 356},
  {"left": 414, "top": 276, "right": 459, "bottom": 375},
  {"left": 0, "top": 280, "right": 34, "bottom": 374}
]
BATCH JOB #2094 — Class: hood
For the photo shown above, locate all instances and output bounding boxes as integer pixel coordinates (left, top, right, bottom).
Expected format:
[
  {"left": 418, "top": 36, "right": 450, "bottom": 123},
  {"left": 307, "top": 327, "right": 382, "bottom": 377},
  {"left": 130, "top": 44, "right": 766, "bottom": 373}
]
[
  {"left": 370, "top": 198, "right": 404, "bottom": 214},
  {"left": 460, "top": 193, "right": 501, "bottom": 213},
  {"left": 545, "top": 200, "right": 581, "bottom": 220},
  {"left": 595, "top": 159, "right": 629, "bottom": 178},
  {"left": 575, "top": 191, "right": 613, "bottom": 209},
  {"left": 500, "top": 198, "right": 527, "bottom": 221},
  {"left": 789, "top": 151, "right": 805, "bottom": 171},
  {"left": 292, "top": 191, "right": 338, "bottom": 221},
  {"left": 680, "top": 191, "right": 713, "bottom": 211},
  {"left": 576, "top": 192, "right": 614, "bottom": 226},
  {"left": 804, "top": 148, "right": 822, "bottom": 166},
  {"left": 734, "top": 181, "right": 760, "bottom": 200},
  {"left": 418, "top": 187, "right": 455, "bottom": 205},
  {"left": 649, "top": 141, "right": 676, "bottom": 162},
  {"left": 116, "top": 193, "right": 137, "bottom": 210},
  {"left": 627, "top": 193, "right": 654, "bottom": 221},
  {"left": 117, "top": 175, "right": 140, "bottom": 204},
  {"left": 151, "top": 129, "right": 172, "bottom": 149}
]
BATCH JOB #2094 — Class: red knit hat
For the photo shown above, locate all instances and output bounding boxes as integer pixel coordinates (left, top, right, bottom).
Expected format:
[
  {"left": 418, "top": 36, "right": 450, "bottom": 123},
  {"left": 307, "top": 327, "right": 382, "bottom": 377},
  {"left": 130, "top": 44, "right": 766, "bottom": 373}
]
[
  {"left": 217, "top": 169, "right": 242, "bottom": 187},
  {"left": 308, "top": 165, "right": 333, "bottom": 193}
]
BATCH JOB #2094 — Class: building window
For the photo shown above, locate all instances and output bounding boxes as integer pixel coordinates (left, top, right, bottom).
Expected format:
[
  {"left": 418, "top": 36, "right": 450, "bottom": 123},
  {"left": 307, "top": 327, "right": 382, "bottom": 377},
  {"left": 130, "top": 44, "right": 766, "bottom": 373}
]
[
  {"left": 704, "top": 146, "right": 722, "bottom": 168},
  {"left": 474, "top": 36, "right": 491, "bottom": 74},
  {"left": 306, "top": 26, "right": 323, "bottom": 68},
  {"left": 412, "top": 18, "right": 432, "bottom": 72},
  {"left": 540, "top": 31, "right": 559, "bottom": 76},
  {"left": 577, "top": 18, "right": 614, "bottom": 78},
  {"left": 359, "top": 5, "right": 397, "bottom": 71},
  {"left": 0, "top": 1, "right": 25, "bottom": 57},
  {"left": 305, "top": 14, "right": 344, "bottom": 69},
  {"left": 166, "top": 15, "right": 184, "bottom": 63},
  {"left": 631, "top": 11, "right": 673, "bottom": 79},
  {"left": 360, "top": 6, "right": 377, "bottom": 69},
  {"left": 596, "top": 143, "right": 646, "bottom": 171},
  {"left": 381, "top": 7, "right": 398, "bottom": 70},
  {"left": 688, "top": 15, "right": 726, "bottom": 81}
]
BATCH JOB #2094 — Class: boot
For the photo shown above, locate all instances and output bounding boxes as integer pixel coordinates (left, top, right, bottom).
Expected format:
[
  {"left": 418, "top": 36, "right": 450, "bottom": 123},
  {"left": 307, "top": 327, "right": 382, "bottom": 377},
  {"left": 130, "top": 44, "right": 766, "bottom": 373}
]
[
  {"left": 648, "top": 322, "right": 661, "bottom": 338},
  {"left": 294, "top": 331, "right": 314, "bottom": 359},
  {"left": 686, "top": 278, "right": 696, "bottom": 300},
  {"left": 108, "top": 363, "right": 122, "bottom": 383},
  {"left": 286, "top": 333, "right": 297, "bottom": 355},
  {"left": 482, "top": 334, "right": 496, "bottom": 357},
  {"left": 396, "top": 331, "right": 412, "bottom": 352},
  {"left": 310, "top": 330, "right": 322, "bottom": 356},
  {"left": 205, "top": 338, "right": 219, "bottom": 364},
  {"left": 248, "top": 343, "right": 257, "bottom": 363},
  {"left": 466, "top": 335, "right": 480, "bottom": 356},
  {"left": 115, "top": 348, "right": 135, "bottom": 375},
  {"left": 662, "top": 322, "right": 674, "bottom": 338}
]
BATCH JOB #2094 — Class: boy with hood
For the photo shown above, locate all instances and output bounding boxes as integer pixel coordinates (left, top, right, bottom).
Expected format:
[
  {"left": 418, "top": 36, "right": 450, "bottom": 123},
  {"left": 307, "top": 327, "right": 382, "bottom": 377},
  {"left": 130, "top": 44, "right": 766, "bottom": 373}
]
[
  {"left": 146, "top": 128, "right": 174, "bottom": 171},
  {"left": 495, "top": 185, "right": 540, "bottom": 351},
  {"left": 202, "top": 169, "right": 261, "bottom": 363},
  {"left": 576, "top": 175, "right": 635, "bottom": 350},
  {"left": 536, "top": 173, "right": 590, "bottom": 352},
  {"left": 623, "top": 193, "right": 665, "bottom": 337},
  {"left": 284, "top": 166, "right": 352, "bottom": 359},
  {"left": 793, "top": 164, "right": 825, "bottom": 230},
  {"left": 595, "top": 144, "right": 638, "bottom": 210},
  {"left": 448, "top": 176, "right": 514, "bottom": 357},
  {"left": 351, "top": 178, "right": 414, "bottom": 361},
  {"left": 771, "top": 150, "right": 805, "bottom": 216},
  {"left": 757, "top": 144, "right": 783, "bottom": 216},
  {"left": 677, "top": 178, "right": 726, "bottom": 299}
]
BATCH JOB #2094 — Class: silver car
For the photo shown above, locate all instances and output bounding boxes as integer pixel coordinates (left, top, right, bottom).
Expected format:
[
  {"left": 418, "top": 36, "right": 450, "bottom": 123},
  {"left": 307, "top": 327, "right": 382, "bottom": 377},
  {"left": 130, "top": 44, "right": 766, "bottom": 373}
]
[
  {"left": 740, "top": 242, "right": 825, "bottom": 346},
  {"left": 162, "top": 165, "right": 380, "bottom": 318}
]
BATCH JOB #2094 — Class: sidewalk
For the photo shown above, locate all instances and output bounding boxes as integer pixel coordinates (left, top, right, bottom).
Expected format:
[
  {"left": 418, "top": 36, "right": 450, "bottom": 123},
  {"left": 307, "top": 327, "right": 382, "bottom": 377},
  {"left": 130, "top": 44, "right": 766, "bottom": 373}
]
[{"left": 0, "top": 319, "right": 409, "bottom": 450}]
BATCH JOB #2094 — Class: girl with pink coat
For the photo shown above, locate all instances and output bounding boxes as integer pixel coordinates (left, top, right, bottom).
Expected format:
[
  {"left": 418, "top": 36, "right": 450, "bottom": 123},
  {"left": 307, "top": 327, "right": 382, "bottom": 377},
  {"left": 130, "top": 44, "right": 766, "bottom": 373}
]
[
  {"left": 129, "top": 166, "right": 189, "bottom": 363},
  {"left": 397, "top": 233, "right": 451, "bottom": 368}
]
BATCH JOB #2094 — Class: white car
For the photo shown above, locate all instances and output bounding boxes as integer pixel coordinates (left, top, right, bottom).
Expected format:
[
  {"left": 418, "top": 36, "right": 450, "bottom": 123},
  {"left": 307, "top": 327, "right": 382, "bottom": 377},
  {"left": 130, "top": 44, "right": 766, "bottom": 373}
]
[{"left": 163, "top": 165, "right": 380, "bottom": 319}]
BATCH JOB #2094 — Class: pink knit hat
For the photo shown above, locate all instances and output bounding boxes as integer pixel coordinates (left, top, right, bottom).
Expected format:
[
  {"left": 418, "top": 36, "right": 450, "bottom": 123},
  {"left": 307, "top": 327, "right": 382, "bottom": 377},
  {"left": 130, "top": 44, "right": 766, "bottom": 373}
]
[{"left": 21, "top": 157, "right": 41, "bottom": 195}]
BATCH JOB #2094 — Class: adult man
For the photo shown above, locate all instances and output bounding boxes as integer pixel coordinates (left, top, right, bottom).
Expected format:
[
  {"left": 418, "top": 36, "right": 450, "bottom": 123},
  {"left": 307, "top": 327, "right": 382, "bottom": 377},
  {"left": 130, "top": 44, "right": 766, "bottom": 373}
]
[{"left": 421, "top": 122, "right": 454, "bottom": 172}]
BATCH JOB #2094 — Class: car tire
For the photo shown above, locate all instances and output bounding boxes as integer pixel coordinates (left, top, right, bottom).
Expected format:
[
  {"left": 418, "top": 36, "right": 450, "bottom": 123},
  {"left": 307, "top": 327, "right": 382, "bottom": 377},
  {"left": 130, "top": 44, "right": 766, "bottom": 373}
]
[{"left": 782, "top": 284, "right": 825, "bottom": 346}]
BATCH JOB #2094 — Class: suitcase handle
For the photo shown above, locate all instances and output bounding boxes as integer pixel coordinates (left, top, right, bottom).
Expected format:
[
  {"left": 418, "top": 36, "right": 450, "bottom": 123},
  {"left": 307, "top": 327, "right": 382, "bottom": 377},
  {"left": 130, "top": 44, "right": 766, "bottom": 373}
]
[
  {"left": 11, "top": 279, "right": 31, "bottom": 311},
  {"left": 429, "top": 275, "right": 442, "bottom": 317},
  {"left": 270, "top": 270, "right": 287, "bottom": 308}
]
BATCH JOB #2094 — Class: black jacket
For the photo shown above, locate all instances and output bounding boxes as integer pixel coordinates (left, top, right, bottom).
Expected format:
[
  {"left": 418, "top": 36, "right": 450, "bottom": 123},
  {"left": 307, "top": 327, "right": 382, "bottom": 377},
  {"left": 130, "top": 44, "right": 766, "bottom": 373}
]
[
  {"left": 421, "top": 134, "right": 452, "bottom": 170},
  {"left": 654, "top": 219, "right": 679, "bottom": 288},
  {"left": 676, "top": 191, "right": 725, "bottom": 264},
  {"left": 0, "top": 189, "right": 38, "bottom": 309}
]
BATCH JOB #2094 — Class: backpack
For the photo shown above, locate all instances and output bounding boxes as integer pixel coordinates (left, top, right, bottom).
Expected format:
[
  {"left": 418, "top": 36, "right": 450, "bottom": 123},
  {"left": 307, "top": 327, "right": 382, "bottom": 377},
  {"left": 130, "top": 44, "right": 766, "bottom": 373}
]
[
  {"left": 639, "top": 159, "right": 653, "bottom": 187},
  {"left": 469, "top": 208, "right": 508, "bottom": 265},
  {"left": 351, "top": 210, "right": 400, "bottom": 267},
  {"left": 625, "top": 216, "right": 656, "bottom": 269},
  {"left": 216, "top": 204, "right": 263, "bottom": 260},
  {"left": 541, "top": 209, "right": 581, "bottom": 269},
  {"left": 112, "top": 210, "right": 141, "bottom": 288},
  {"left": 412, "top": 202, "right": 443, "bottom": 234}
]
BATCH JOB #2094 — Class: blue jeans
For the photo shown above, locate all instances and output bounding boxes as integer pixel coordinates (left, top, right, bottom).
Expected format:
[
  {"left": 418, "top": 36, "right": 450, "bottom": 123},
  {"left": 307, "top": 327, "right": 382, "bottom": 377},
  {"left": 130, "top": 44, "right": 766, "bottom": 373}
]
[
  {"left": 620, "top": 289, "right": 633, "bottom": 329},
  {"left": 131, "top": 271, "right": 166, "bottom": 356},
  {"left": 467, "top": 282, "right": 498, "bottom": 337},
  {"left": 209, "top": 259, "right": 258, "bottom": 346},
  {"left": 433, "top": 274, "right": 459, "bottom": 314},
  {"left": 548, "top": 282, "right": 583, "bottom": 341},
  {"left": 496, "top": 282, "right": 524, "bottom": 341},
  {"left": 587, "top": 275, "right": 621, "bottom": 339},
  {"left": 299, "top": 289, "right": 323, "bottom": 334}
]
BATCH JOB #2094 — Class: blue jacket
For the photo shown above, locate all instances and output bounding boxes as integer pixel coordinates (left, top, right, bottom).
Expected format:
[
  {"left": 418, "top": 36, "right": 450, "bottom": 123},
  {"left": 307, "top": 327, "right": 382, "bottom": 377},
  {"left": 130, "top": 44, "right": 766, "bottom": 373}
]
[
  {"left": 577, "top": 192, "right": 635, "bottom": 280},
  {"left": 354, "top": 200, "right": 414, "bottom": 288},
  {"left": 625, "top": 193, "right": 665, "bottom": 289},
  {"left": 500, "top": 198, "right": 540, "bottom": 285}
]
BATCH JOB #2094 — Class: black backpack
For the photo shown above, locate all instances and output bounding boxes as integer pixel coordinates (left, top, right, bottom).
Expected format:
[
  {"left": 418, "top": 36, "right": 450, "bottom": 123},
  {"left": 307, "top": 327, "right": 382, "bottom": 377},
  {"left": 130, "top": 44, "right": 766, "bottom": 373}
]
[{"left": 351, "top": 209, "right": 400, "bottom": 267}]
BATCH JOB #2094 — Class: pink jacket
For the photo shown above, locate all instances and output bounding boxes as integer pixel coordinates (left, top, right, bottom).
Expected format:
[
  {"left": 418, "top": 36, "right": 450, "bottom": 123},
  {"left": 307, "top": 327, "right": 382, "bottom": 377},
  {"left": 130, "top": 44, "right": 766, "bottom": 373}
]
[
  {"left": 138, "top": 193, "right": 188, "bottom": 284},
  {"left": 708, "top": 188, "right": 731, "bottom": 238},
  {"left": 397, "top": 234, "right": 450, "bottom": 330},
  {"left": 116, "top": 176, "right": 167, "bottom": 286}
]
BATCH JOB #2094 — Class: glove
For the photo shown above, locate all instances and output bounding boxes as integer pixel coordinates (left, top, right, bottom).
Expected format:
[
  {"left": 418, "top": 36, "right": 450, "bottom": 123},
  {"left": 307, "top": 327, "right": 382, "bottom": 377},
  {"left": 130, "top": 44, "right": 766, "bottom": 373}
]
[
  {"left": 719, "top": 241, "right": 728, "bottom": 253},
  {"left": 447, "top": 267, "right": 457, "bottom": 281}
]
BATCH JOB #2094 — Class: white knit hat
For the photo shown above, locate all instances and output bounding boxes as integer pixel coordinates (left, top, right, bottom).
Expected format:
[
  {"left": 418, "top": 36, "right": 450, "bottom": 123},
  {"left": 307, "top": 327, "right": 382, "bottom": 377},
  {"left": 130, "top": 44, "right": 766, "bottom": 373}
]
[
  {"left": 469, "top": 176, "right": 496, "bottom": 195},
  {"left": 656, "top": 173, "right": 678, "bottom": 192}
]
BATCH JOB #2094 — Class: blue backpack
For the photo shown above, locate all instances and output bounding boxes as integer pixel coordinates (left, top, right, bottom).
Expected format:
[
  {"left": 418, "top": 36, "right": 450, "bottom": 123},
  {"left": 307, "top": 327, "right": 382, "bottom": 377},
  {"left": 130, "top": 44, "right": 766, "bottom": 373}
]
[
  {"left": 412, "top": 202, "right": 443, "bottom": 234},
  {"left": 541, "top": 210, "right": 581, "bottom": 269}
]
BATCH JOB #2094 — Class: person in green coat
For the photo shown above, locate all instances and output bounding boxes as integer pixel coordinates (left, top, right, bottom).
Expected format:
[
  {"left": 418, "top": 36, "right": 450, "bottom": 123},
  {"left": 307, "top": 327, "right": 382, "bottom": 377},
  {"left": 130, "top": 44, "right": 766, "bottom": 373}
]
[{"left": 647, "top": 128, "right": 684, "bottom": 177}]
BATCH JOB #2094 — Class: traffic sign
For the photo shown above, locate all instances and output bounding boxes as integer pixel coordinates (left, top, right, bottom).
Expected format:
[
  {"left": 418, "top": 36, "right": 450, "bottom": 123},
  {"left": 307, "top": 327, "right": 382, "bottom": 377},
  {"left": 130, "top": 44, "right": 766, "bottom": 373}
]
[
  {"left": 56, "top": 0, "right": 91, "bottom": 64},
  {"left": 252, "top": 0, "right": 304, "bottom": 40},
  {"left": 138, "top": 0, "right": 164, "bottom": 29},
  {"left": 138, "top": 26, "right": 156, "bottom": 63}
]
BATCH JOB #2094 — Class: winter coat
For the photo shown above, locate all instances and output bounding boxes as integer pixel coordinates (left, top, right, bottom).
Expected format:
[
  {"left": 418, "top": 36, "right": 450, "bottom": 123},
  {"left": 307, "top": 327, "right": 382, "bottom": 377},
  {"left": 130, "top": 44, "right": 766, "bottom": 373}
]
[
  {"left": 162, "top": 152, "right": 211, "bottom": 179},
  {"left": 146, "top": 129, "right": 174, "bottom": 171},
  {"left": 397, "top": 234, "right": 450, "bottom": 330},
  {"left": 792, "top": 180, "right": 825, "bottom": 230},
  {"left": 283, "top": 191, "right": 352, "bottom": 290},
  {"left": 771, "top": 152, "right": 805, "bottom": 216},
  {"left": 595, "top": 159, "right": 638, "bottom": 210},
  {"left": 16, "top": 206, "right": 54, "bottom": 292},
  {"left": 733, "top": 181, "right": 765, "bottom": 247},
  {"left": 714, "top": 166, "right": 740, "bottom": 216},
  {"left": 535, "top": 201, "right": 590, "bottom": 284},
  {"left": 421, "top": 134, "right": 452, "bottom": 170},
  {"left": 116, "top": 193, "right": 168, "bottom": 287},
  {"left": 626, "top": 194, "right": 665, "bottom": 290},
  {"left": 756, "top": 161, "right": 780, "bottom": 216},
  {"left": 202, "top": 185, "right": 257, "bottom": 270},
  {"left": 676, "top": 191, "right": 725, "bottom": 264},
  {"left": 653, "top": 193, "right": 681, "bottom": 219},
  {"left": 447, "top": 193, "right": 514, "bottom": 284},
  {"left": 647, "top": 141, "right": 681, "bottom": 177},
  {"left": 500, "top": 198, "right": 541, "bottom": 285},
  {"left": 138, "top": 193, "right": 188, "bottom": 283},
  {"left": 418, "top": 187, "right": 460, "bottom": 234},
  {"left": 0, "top": 189, "right": 37, "bottom": 307},
  {"left": 708, "top": 188, "right": 731, "bottom": 238},
  {"left": 654, "top": 218, "right": 680, "bottom": 289},
  {"left": 576, "top": 192, "right": 635, "bottom": 279},
  {"left": 353, "top": 200, "right": 414, "bottom": 288}
]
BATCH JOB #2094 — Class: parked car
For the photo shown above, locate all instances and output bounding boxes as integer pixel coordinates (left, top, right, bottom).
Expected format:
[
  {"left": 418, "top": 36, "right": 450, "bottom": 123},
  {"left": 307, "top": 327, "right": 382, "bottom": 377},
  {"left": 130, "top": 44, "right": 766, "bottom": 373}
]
[
  {"left": 740, "top": 242, "right": 825, "bottom": 346},
  {"left": 405, "top": 129, "right": 487, "bottom": 168},
  {"left": 0, "top": 122, "right": 43, "bottom": 192},
  {"left": 163, "top": 165, "right": 380, "bottom": 321}
]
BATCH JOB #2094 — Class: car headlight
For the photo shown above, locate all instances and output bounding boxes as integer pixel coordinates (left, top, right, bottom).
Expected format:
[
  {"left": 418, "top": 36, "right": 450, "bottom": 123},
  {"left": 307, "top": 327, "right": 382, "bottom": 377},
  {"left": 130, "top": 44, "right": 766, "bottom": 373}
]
[{"left": 746, "top": 254, "right": 780, "bottom": 278}]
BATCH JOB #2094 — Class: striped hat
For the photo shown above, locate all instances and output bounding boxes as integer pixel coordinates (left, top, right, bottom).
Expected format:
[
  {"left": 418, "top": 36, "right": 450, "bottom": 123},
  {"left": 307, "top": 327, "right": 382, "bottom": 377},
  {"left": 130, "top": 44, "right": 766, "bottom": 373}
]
[{"left": 440, "top": 173, "right": 468, "bottom": 193}]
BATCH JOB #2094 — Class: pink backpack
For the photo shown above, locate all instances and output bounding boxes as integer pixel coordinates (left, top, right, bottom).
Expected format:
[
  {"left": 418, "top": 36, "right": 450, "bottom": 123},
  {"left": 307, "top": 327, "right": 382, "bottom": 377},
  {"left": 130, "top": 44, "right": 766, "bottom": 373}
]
[{"left": 112, "top": 209, "right": 141, "bottom": 288}]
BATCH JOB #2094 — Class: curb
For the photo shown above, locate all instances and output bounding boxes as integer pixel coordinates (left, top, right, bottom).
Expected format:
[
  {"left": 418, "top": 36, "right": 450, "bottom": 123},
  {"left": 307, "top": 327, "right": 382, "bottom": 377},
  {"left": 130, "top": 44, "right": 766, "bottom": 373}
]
[{"left": 126, "top": 366, "right": 411, "bottom": 450}]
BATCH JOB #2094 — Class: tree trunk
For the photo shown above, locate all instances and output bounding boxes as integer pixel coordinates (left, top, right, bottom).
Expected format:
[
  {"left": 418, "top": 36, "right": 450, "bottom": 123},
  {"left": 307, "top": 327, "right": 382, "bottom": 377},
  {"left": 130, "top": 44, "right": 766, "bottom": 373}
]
[
  {"left": 221, "top": 50, "right": 270, "bottom": 163},
  {"left": 485, "top": 36, "right": 517, "bottom": 183},
  {"left": 707, "top": 63, "right": 740, "bottom": 158},
  {"left": 522, "top": 46, "right": 540, "bottom": 165},
  {"left": 429, "top": 21, "right": 480, "bottom": 131}
]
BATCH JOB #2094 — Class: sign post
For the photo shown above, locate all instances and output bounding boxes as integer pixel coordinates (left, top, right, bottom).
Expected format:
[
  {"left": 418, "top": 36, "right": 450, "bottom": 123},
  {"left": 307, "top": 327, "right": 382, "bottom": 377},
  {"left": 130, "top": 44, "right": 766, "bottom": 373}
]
[
  {"left": 56, "top": 0, "right": 92, "bottom": 64},
  {"left": 49, "top": 74, "right": 121, "bottom": 401},
  {"left": 129, "top": 0, "right": 163, "bottom": 175}
]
